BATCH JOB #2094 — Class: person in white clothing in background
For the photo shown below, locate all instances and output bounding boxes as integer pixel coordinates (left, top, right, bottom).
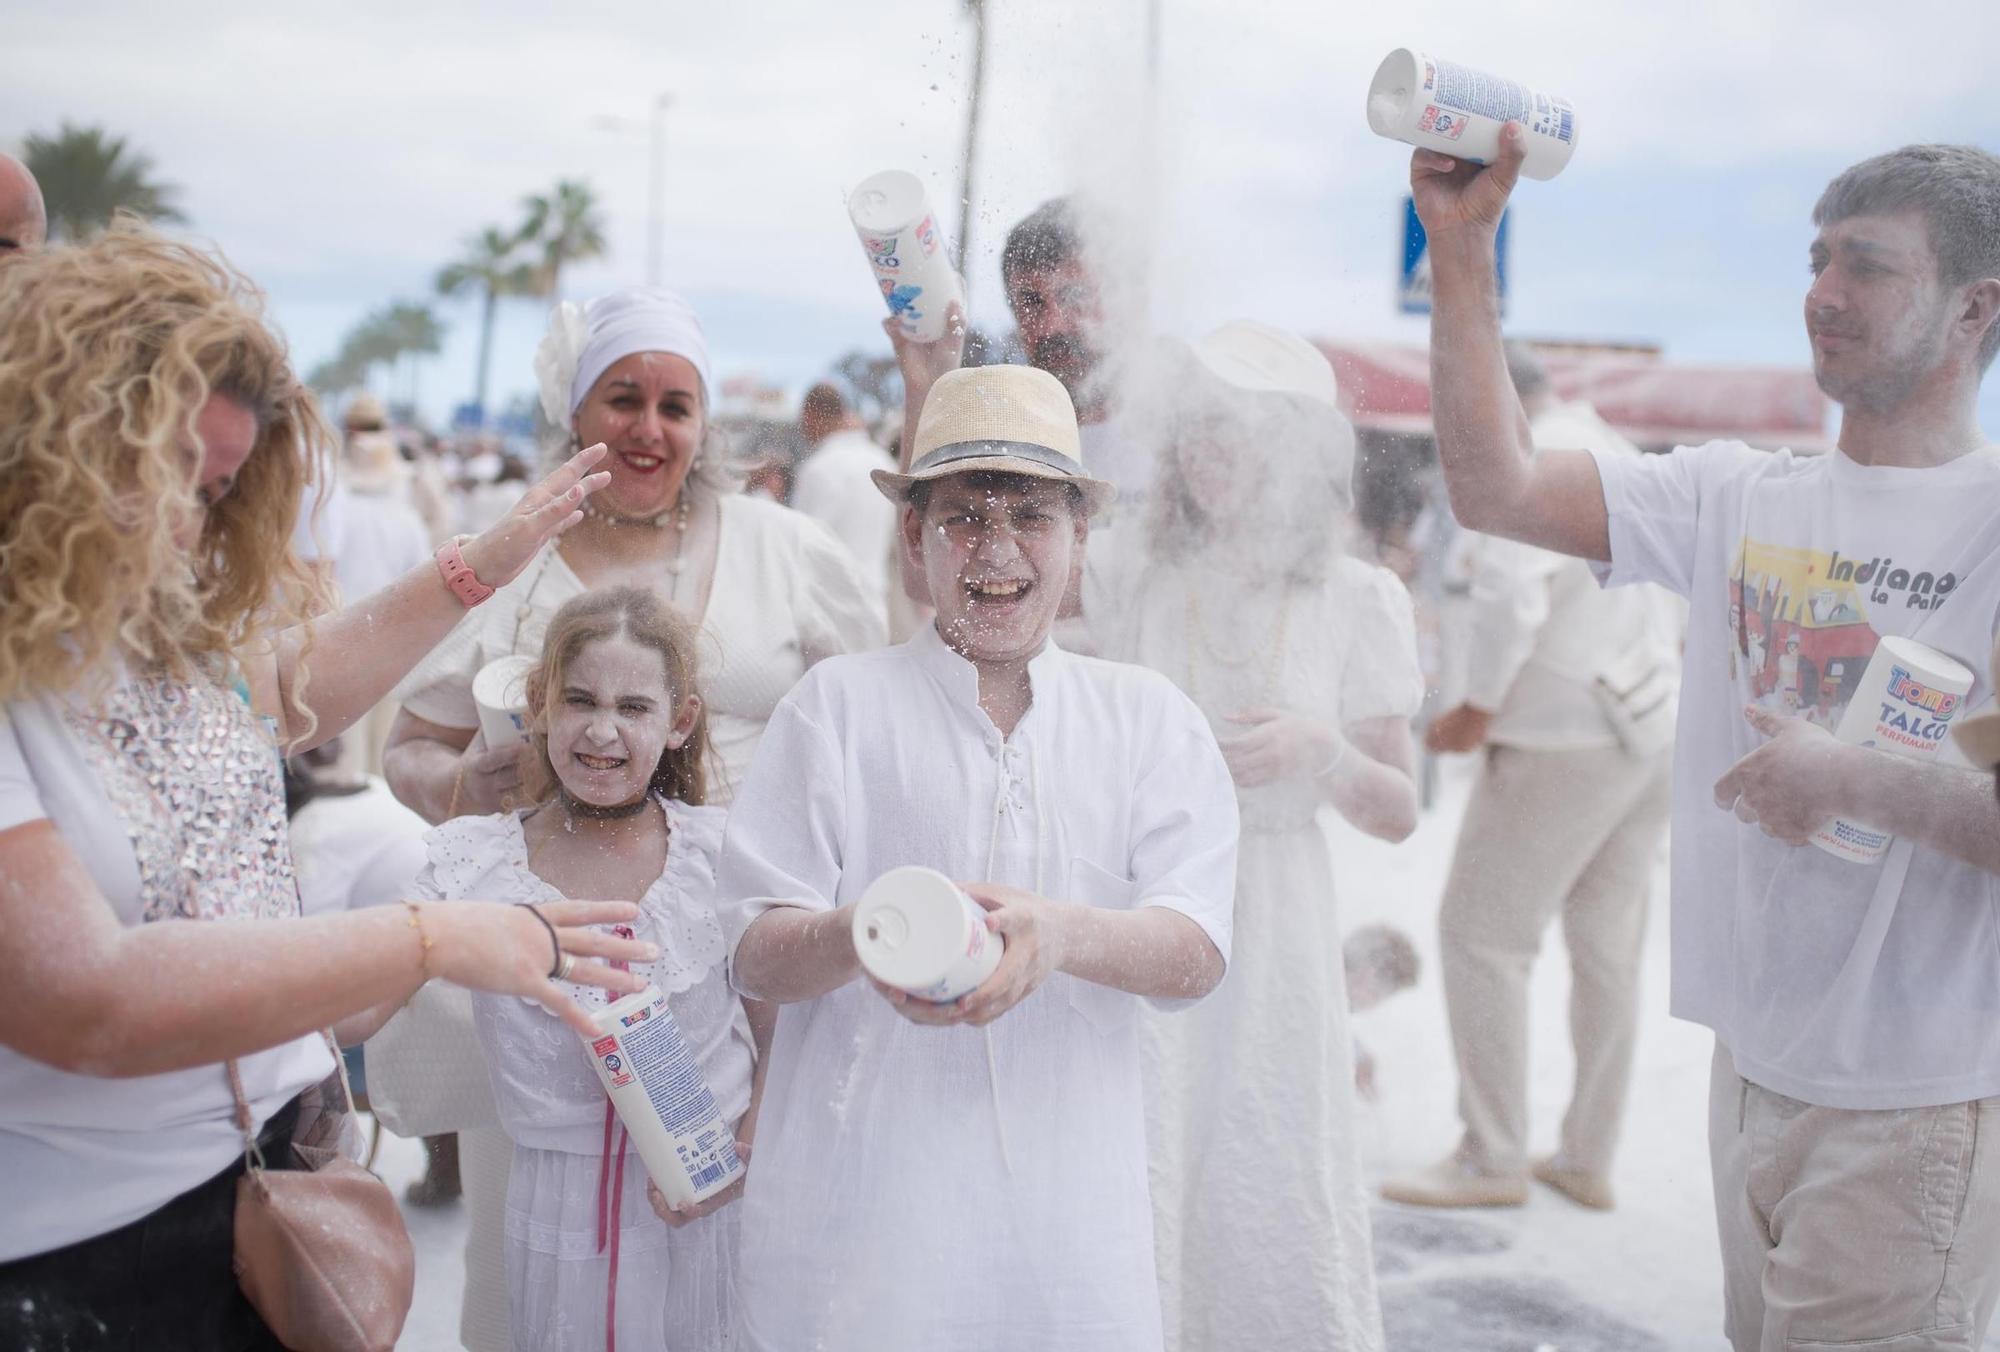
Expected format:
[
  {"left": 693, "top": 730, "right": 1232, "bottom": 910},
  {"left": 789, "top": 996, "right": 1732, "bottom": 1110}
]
[
  {"left": 1382, "top": 343, "right": 1677, "bottom": 1214},
  {"left": 790, "top": 381, "right": 894, "bottom": 628},
  {"left": 332, "top": 428, "right": 436, "bottom": 780},
  {"left": 1414, "top": 131, "right": 2000, "bottom": 1350},
  {"left": 1084, "top": 320, "right": 1422, "bottom": 1352},
  {"left": 717, "top": 364, "right": 1239, "bottom": 1352}
]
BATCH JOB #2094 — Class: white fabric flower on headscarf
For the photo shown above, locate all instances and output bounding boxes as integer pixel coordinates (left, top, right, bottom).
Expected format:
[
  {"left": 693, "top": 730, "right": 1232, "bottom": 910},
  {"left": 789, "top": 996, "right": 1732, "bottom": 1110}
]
[{"left": 533, "top": 299, "right": 589, "bottom": 429}]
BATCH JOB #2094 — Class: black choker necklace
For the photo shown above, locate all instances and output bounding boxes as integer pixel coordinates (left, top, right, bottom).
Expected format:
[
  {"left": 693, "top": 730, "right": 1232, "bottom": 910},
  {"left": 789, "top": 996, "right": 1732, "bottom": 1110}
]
[{"left": 557, "top": 788, "right": 653, "bottom": 821}]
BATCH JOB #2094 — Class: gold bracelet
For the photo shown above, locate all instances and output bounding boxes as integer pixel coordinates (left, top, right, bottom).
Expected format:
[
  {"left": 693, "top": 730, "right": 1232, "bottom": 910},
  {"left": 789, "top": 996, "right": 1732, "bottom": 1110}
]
[
  {"left": 403, "top": 901, "right": 435, "bottom": 979},
  {"left": 446, "top": 760, "right": 467, "bottom": 821}
]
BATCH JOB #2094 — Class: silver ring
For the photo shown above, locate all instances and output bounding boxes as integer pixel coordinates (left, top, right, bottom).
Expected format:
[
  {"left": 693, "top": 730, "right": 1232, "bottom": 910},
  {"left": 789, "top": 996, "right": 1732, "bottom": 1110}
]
[{"left": 554, "top": 951, "right": 577, "bottom": 982}]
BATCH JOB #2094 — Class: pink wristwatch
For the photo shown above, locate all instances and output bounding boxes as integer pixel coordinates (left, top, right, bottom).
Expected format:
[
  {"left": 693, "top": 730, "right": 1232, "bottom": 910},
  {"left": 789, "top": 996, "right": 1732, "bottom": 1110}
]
[{"left": 434, "top": 536, "right": 495, "bottom": 608}]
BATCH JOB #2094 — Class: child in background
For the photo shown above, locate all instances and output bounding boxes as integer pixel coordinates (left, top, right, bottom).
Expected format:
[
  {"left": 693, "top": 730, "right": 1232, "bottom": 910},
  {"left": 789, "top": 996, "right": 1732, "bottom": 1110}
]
[
  {"left": 412, "top": 586, "right": 767, "bottom": 1351},
  {"left": 1346, "top": 924, "right": 1421, "bottom": 1101}
]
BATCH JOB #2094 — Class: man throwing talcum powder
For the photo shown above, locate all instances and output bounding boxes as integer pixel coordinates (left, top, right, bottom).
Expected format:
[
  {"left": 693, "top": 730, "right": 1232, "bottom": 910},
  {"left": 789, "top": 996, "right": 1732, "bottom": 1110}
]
[{"left": 1412, "top": 124, "right": 2000, "bottom": 1349}]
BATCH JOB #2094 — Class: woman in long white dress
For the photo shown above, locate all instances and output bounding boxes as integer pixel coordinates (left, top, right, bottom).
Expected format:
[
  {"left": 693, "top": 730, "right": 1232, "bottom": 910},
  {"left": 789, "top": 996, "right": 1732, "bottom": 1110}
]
[
  {"left": 378, "top": 287, "right": 884, "bottom": 1352},
  {"left": 1086, "top": 322, "right": 1423, "bottom": 1352}
]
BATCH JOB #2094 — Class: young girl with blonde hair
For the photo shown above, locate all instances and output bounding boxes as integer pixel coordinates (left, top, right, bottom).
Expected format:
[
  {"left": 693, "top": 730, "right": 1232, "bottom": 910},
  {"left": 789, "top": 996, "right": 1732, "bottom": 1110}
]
[{"left": 415, "top": 585, "right": 766, "bottom": 1351}]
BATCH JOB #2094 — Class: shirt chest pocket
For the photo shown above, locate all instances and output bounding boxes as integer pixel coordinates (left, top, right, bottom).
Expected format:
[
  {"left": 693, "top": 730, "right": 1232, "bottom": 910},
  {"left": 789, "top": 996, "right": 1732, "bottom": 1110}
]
[{"left": 1067, "top": 856, "right": 1138, "bottom": 1037}]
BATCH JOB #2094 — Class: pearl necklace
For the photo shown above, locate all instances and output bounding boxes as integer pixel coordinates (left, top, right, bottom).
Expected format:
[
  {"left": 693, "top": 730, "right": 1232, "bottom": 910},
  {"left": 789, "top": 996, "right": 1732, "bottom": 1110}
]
[{"left": 1184, "top": 582, "right": 1293, "bottom": 709}]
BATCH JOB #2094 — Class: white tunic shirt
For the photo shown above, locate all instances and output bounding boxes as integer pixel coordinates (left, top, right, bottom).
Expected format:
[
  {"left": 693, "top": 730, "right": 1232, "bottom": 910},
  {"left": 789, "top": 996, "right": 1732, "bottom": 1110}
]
[{"left": 715, "top": 624, "right": 1239, "bottom": 1352}]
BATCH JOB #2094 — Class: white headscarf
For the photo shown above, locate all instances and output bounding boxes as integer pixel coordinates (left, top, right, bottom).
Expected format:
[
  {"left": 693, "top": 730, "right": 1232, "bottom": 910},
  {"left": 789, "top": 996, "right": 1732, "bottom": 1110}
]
[{"left": 533, "top": 286, "right": 714, "bottom": 428}]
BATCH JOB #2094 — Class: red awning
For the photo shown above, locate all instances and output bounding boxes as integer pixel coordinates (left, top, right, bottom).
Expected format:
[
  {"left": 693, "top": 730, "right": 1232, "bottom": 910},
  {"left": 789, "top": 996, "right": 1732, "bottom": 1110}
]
[{"left": 1314, "top": 341, "right": 1832, "bottom": 452}]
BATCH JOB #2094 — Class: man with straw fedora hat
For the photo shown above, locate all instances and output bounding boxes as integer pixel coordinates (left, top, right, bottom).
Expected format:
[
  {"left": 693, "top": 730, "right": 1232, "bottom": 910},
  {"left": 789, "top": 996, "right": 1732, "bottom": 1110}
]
[{"left": 716, "top": 364, "right": 1240, "bottom": 1351}]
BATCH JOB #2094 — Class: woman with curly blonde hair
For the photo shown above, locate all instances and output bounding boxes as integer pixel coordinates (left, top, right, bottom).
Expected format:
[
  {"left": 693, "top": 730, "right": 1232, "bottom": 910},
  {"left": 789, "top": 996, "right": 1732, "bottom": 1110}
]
[{"left": 0, "top": 221, "right": 656, "bottom": 1350}]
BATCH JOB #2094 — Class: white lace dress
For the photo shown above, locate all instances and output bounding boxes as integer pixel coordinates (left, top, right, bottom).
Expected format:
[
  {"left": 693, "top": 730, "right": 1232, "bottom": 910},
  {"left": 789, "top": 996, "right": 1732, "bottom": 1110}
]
[
  {"left": 1088, "top": 545, "right": 1424, "bottom": 1352},
  {"left": 412, "top": 798, "right": 753, "bottom": 1352}
]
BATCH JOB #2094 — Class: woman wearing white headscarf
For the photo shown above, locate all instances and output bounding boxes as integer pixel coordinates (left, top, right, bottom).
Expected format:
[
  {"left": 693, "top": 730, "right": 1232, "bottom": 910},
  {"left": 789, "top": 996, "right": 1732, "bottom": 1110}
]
[
  {"left": 1085, "top": 322, "right": 1423, "bottom": 1352},
  {"left": 378, "top": 287, "right": 883, "bottom": 1352}
]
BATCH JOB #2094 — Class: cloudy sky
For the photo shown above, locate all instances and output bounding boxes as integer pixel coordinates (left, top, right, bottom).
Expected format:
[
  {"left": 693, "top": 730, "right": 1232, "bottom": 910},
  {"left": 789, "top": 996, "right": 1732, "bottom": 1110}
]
[{"left": 8, "top": 0, "right": 2000, "bottom": 435}]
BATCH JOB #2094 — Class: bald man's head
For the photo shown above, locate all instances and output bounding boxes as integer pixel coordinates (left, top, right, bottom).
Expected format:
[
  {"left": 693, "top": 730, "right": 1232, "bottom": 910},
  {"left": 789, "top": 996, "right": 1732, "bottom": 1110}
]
[{"left": 0, "top": 154, "right": 47, "bottom": 255}]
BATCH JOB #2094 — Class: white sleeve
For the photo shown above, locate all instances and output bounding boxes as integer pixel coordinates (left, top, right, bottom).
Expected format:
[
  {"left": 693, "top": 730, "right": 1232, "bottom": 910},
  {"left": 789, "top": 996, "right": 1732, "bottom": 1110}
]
[
  {"left": 713, "top": 695, "right": 848, "bottom": 993},
  {"left": 791, "top": 513, "right": 888, "bottom": 659},
  {"left": 1590, "top": 441, "right": 1756, "bottom": 599},
  {"left": 1127, "top": 684, "right": 1241, "bottom": 1004},
  {"left": 0, "top": 709, "right": 48, "bottom": 833},
  {"left": 1462, "top": 536, "right": 1562, "bottom": 713},
  {"left": 1337, "top": 564, "right": 1427, "bottom": 724}
]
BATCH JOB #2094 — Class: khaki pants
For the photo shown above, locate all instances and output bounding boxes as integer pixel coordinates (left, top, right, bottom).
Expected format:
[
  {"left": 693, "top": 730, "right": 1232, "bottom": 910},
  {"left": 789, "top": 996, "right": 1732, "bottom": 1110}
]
[
  {"left": 1440, "top": 741, "right": 1672, "bottom": 1176},
  {"left": 1709, "top": 1044, "right": 2000, "bottom": 1350}
]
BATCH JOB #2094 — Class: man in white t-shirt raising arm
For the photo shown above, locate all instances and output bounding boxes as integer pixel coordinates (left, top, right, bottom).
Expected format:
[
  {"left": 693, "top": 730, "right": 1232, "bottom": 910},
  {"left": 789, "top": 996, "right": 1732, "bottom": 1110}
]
[{"left": 1414, "top": 128, "right": 2000, "bottom": 1349}]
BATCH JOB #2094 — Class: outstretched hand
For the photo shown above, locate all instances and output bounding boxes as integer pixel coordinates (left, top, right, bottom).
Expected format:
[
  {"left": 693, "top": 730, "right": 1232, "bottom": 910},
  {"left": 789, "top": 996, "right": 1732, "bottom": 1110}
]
[
  {"left": 1410, "top": 121, "right": 1526, "bottom": 239},
  {"left": 427, "top": 898, "right": 652, "bottom": 1037},
  {"left": 460, "top": 442, "right": 610, "bottom": 589},
  {"left": 1712, "top": 703, "right": 1851, "bottom": 845}
]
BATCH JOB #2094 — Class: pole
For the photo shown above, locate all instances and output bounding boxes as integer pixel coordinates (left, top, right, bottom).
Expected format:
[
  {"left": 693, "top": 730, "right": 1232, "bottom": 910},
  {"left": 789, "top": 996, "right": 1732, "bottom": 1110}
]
[
  {"left": 955, "top": 0, "right": 987, "bottom": 279},
  {"left": 648, "top": 93, "right": 673, "bottom": 286}
]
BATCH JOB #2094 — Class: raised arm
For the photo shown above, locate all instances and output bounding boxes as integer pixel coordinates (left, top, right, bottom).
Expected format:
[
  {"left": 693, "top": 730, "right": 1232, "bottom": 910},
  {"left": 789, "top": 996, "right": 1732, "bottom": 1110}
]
[
  {"left": 245, "top": 444, "right": 609, "bottom": 754},
  {"left": 1415, "top": 125, "right": 1610, "bottom": 561},
  {"left": 0, "top": 818, "right": 652, "bottom": 1077},
  {"left": 883, "top": 300, "right": 968, "bottom": 473}
]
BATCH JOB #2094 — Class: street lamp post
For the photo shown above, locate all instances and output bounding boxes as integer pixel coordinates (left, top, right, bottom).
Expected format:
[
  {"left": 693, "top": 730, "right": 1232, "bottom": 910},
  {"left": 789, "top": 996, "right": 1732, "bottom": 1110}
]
[
  {"left": 594, "top": 94, "right": 674, "bottom": 286},
  {"left": 648, "top": 93, "right": 672, "bottom": 287}
]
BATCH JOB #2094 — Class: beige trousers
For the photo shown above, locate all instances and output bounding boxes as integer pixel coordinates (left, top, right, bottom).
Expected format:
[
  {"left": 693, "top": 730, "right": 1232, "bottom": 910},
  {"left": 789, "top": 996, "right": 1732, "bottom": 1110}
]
[
  {"left": 1709, "top": 1044, "right": 2000, "bottom": 1351},
  {"left": 1440, "top": 741, "right": 1672, "bottom": 1177}
]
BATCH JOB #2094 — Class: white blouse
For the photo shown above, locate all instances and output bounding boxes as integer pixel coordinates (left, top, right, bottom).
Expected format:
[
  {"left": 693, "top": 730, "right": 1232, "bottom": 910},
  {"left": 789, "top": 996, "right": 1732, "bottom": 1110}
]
[
  {"left": 395, "top": 492, "right": 886, "bottom": 802},
  {"left": 410, "top": 799, "right": 753, "bottom": 1154},
  {"left": 714, "top": 625, "right": 1240, "bottom": 1352},
  {"left": 1086, "top": 536, "right": 1425, "bottom": 833}
]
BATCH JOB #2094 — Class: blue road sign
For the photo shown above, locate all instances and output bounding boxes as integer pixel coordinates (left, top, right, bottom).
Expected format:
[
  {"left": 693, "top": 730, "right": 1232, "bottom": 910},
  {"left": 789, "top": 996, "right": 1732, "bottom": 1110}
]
[{"left": 1400, "top": 196, "right": 1508, "bottom": 318}]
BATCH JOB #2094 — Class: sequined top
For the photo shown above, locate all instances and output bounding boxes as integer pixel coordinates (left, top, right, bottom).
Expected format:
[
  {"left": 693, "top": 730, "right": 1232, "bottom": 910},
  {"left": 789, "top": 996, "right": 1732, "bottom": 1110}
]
[
  {"left": 0, "top": 663, "right": 330, "bottom": 1261},
  {"left": 65, "top": 665, "right": 300, "bottom": 924}
]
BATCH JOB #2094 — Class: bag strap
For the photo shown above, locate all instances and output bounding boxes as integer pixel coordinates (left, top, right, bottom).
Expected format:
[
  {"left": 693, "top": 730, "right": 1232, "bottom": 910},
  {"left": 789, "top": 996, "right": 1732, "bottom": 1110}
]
[
  {"left": 227, "top": 1057, "right": 265, "bottom": 1171},
  {"left": 229, "top": 1029, "right": 346, "bottom": 1173}
]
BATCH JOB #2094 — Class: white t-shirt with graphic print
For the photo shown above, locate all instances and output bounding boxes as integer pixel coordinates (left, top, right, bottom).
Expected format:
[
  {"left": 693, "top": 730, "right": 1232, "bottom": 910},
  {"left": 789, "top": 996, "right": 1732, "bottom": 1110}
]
[{"left": 1593, "top": 439, "right": 2000, "bottom": 1110}]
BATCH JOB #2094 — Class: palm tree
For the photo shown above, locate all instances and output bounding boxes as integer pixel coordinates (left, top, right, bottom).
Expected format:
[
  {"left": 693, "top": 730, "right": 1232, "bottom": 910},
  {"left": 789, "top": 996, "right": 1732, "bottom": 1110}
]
[
  {"left": 23, "top": 123, "right": 186, "bottom": 241},
  {"left": 519, "top": 180, "right": 608, "bottom": 298},
  {"left": 436, "top": 227, "right": 536, "bottom": 422},
  {"left": 383, "top": 302, "right": 445, "bottom": 408}
]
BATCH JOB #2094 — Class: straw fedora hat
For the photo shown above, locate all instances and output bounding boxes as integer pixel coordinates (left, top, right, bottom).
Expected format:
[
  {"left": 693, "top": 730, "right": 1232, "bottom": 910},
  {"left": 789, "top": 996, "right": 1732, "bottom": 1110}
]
[
  {"left": 1954, "top": 633, "right": 2000, "bottom": 770},
  {"left": 871, "top": 365, "right": 1116, "bottom": 515}
]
